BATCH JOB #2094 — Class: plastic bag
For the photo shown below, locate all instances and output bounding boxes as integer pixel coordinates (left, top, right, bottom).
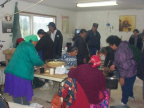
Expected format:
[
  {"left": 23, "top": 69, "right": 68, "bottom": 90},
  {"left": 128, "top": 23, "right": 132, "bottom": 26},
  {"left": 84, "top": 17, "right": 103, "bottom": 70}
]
[
  {"left": 55, "top": 65, "right": 66, "bottom": 74},
  {"left": 51, "top": 94, "right": 61, "bottom": 108},
  {"left": 30, "top": 103, "right": 43, "bottom": 108}
]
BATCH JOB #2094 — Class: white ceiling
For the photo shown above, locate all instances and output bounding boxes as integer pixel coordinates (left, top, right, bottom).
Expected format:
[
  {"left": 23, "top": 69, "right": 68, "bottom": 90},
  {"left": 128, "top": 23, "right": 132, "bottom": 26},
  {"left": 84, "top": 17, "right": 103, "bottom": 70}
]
[{"left": 19, "top": 0, "right": 144, "bottom": 11}]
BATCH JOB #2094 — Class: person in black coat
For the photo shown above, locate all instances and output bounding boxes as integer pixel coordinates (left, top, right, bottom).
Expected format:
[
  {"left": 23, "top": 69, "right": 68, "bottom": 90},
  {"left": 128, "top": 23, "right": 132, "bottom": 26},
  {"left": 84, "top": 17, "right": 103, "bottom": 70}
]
[
  {"left": 129, "top": 29, "right": 143, "bottom": 50},
  {"left": 47, "top": 22, "right": 63, "bottom": 59},
  {"left": 74, "top": 29, "right": 90, "bottom": 66},
  {"left": 85, "top": 23, "right": 101, "bottom": 56},
  {"left": 36, "top": 29, "right": 55, "bottom": 62}
]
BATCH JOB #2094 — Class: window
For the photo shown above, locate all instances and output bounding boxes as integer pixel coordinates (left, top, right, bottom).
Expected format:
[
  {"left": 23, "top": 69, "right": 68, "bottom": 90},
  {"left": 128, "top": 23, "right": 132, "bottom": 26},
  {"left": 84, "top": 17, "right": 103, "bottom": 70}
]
[{"left": 19, "top": 12, "right": 56, "bottom": 38}]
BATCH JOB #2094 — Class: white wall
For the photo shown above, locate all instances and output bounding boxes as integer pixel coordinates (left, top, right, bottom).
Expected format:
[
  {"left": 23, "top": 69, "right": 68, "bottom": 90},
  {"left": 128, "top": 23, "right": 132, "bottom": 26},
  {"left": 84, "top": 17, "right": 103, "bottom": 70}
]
[
  {"left": 0, "top": 0, "right": 76, "bottom": 61},
  {"left": 76, "top": 9, "right": 144, "bottom": 47}
]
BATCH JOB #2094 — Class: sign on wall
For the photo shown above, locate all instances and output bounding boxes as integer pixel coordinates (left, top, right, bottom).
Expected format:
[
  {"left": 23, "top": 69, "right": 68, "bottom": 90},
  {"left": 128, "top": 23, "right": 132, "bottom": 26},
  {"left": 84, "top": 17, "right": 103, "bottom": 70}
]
[
  {"left": 119, "top": 15, "right": 136, "bottom": 32},
  {"left": 2, "top": 14, "right": 13, "bottom": 33},
  {"left": 62, "top": 16, "right": 69, "bottom": 34}
]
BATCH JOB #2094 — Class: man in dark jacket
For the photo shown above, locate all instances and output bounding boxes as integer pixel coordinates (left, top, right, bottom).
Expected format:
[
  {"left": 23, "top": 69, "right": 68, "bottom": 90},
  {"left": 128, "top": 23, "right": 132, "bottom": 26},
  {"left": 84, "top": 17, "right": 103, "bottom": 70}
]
[
  {"left": 36, "top": 29, "right": 55, "bottom": 62},
  {"left": 74, "top": 29, "right": 90, "bottom": 66},
  {"left": 129, "top": 29, "right": 143, "bottom": 50},
  {"left": 86, "top": 23, "right": 101, "bottom": 56},
  {"left": 47, "top": 22, "right": 63, "bottom": 59}
]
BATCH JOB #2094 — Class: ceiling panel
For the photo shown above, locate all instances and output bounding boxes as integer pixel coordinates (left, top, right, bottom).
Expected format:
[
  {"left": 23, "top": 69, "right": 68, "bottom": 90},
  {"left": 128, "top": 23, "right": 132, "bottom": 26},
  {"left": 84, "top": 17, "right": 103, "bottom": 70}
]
[{"left": 19, "top": 0, "right": 144, "bottom": 11}]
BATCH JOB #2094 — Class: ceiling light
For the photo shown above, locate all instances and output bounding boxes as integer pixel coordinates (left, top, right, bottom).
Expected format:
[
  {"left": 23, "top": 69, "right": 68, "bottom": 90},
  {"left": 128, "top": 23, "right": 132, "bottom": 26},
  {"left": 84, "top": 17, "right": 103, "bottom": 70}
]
[{"left": 77, "top": 1, "right": 118, "bottom": 7}]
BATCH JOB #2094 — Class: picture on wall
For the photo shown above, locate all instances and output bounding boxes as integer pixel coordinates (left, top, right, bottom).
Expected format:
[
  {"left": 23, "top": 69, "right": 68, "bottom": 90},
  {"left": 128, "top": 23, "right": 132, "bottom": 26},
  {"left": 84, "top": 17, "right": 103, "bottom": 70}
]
[
  {"left": 2, "top": 14, "right": 13, "bottom": 33},
  {"left": 62, "top": 16, "right": 69, "bottom": 34},
  {"left": 119, "top": 15, "right": 136, "bottom": 32}
]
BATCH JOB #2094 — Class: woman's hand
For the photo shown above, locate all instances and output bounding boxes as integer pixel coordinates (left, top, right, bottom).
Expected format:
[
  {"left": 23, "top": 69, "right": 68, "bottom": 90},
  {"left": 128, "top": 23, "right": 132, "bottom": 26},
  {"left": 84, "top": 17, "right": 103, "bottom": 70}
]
[
  {"left": 110, "top": 65, "right": 115, "bottom": 71},
  {"left": 120, "top": 78, "right": 125, "bottom": 86},
  {"left": 83, "top": 58, "right": 87, "bottom": 63},
  {"left": 65, "top": 105, "right": 69, "bottom": 108},
  {"left": 42, "top": 64, "right": 47, "bottom": 68},
  {"left": 104, "top": 67, "right": 110, "bottom": 73}
]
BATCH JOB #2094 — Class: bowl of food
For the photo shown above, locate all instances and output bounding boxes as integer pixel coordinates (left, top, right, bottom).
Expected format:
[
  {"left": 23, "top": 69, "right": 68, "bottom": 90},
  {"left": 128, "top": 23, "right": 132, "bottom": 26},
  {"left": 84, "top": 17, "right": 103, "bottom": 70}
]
[{"left": 45, "top": 59, "right": 66, "bottom": 68}]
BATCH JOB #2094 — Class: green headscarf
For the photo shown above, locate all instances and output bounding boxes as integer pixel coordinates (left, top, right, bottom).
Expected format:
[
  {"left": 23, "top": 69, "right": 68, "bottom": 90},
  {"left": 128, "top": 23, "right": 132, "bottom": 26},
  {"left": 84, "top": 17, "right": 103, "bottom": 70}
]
[{"left": 24, "top": 35, "right": 38, "bottom": 42}]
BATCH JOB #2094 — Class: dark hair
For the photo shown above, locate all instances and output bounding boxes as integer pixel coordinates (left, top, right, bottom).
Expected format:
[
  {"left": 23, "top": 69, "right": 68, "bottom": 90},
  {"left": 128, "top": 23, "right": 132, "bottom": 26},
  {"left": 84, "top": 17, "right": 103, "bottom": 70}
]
[
  {"left": 37, "top": 29, "right": 46, "bottom": 35},
  {"left": 93, "top": 23, "right": 98, "bottom": 28},
  {"left": 101, "top": 46, "right": 111, "bottom": 54},
  {"left": 106, "top": 35, "right": 121, "bottom": 47},
  {"left": 67, "top": 46, "right": 78, "bottom": 52},
  {"left": 15, "top": 42, "right": 19, "bottom": 48},
  {"left": 133, "top": 29, "right": 139, "bottom": 33},
  {"left": 80, "top": 29, "right": 87, "bottom": 34},
  {"left": 48, "top": 22, "right": 56, "bottom": 30}
]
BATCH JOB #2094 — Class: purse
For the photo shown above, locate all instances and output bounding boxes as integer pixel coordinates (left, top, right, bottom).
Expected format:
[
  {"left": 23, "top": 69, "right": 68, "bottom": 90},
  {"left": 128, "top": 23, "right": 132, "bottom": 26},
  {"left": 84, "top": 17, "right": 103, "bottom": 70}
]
[{"left": 51, "top": 94, "right": 62, "bottom": 108}]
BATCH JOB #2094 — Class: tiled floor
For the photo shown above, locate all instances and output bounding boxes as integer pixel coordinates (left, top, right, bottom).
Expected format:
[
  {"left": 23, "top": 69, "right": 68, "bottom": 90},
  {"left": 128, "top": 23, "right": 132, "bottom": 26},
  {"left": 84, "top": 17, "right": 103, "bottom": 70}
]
[{"left": 2, "top": 77, "right": 144, "bottom": 108}]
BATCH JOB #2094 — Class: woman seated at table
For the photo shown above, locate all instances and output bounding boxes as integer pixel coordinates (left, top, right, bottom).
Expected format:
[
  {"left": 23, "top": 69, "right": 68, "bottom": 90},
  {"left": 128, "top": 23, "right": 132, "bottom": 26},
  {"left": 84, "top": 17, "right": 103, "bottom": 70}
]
[
  {"left": 68, "top": 55, "right": 110, "bottom": 108},
  {"left": 4, "top": 35, "right": 45, "bottom": 105},
  {"left": 61, "top": 46, "right": 78, "bottom": 70}
]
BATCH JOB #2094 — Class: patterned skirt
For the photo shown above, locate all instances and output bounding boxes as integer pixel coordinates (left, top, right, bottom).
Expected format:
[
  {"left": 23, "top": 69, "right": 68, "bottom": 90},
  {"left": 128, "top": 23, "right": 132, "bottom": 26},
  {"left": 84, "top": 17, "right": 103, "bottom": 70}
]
[
  {"left": 90, "top": 89, "right": 110, "bottom": 108},
  {"left": 4, "top": 73, "right": 33, "bottom": 101}
]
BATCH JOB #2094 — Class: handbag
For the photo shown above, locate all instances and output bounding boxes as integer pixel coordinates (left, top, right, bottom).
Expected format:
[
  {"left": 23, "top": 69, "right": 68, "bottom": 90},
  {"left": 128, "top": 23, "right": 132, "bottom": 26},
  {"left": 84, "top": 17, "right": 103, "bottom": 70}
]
[{"left": 51, "top": 94, "right": 62, "bottom": 108}]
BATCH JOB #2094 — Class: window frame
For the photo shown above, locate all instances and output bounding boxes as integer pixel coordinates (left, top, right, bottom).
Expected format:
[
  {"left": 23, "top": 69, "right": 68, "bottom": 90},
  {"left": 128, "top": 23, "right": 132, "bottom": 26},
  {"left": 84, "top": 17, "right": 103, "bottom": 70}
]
[{"left": 19, "top": 11, "right": 57, "bottom": 37}]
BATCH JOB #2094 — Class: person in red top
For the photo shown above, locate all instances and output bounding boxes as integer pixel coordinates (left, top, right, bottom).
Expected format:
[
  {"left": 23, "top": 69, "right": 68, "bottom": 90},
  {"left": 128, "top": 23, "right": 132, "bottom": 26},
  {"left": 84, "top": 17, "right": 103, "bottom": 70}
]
[{"left": 68, "top": 55, "right": 110, "bottom": 107}]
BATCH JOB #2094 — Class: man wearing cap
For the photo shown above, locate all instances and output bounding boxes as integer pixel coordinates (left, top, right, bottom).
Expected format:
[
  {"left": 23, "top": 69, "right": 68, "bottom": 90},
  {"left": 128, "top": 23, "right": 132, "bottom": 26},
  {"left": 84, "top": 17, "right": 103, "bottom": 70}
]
[
  {"left": 47, "top": 22, "right": 63, "bottom": 59},
  {"left": 86, "top": 23, "right": 101, "bottom": 56}
]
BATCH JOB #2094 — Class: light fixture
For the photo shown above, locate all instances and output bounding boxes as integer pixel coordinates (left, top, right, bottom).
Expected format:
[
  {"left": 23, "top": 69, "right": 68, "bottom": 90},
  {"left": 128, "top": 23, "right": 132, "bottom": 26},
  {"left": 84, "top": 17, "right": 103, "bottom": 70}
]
[
  {"left": 77, "top": 0, "right": 118, "bottom": 7},
  {"left": 0, "top": 0, "right": 11, "bottom": 8}
]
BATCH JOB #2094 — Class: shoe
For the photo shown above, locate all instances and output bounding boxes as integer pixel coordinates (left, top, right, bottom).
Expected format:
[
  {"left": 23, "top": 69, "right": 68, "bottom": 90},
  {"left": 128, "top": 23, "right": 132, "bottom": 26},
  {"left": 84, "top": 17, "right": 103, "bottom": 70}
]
[
  {"left": 40, "top": 83, "right": 49, "bottom": 90},
  {"left": 129, "top": 96, "right": 135, "bottom": 100},
  {"left": 49, "top": 80, "right": 54, "bottom": 85},
  {"left": 120, "top": 102, "right": 126, "bottom": 106}
]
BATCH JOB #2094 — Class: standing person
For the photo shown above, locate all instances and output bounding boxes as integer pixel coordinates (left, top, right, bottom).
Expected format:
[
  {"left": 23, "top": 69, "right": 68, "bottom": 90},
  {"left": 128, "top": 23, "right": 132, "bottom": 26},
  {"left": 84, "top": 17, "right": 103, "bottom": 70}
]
[
  {"left": 86, "top": 23, "right": 101, "bottom": 56},
  {"left": 16, "top": 38, "right": 24, "bottom": 47},
  {"left": 4, "top": 35, "right": 45, "bottom": 105},
  {"left": 106, "top": 35, "right": 137, "bottom": 105},
  {"left": 36, "top": 29, "right": 55, "bottom": 62},
  {"left": 47, "top": 22, "right": 63, "bottom": 59},
  {"left": 74, "top": 29, "right": 90, "bottom": 66},
  {"left": 129, "top": 29, "right": 143, "bottom": 50},
  {"left": 36, "top": 29, "right": 55, "bottom": 90}
]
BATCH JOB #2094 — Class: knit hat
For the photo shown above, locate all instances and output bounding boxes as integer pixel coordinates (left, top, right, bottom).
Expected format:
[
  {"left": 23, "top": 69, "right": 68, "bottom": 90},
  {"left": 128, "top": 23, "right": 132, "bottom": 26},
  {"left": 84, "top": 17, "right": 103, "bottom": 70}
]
[
  {"left": 90, "top": 55, "right": 101, "bottom": 67},
  {"left": 16, "top": 38, "right": 24, "bottom": 43},
  {"left": 24, "top": 35, "right": 38, "bottom": 42}
]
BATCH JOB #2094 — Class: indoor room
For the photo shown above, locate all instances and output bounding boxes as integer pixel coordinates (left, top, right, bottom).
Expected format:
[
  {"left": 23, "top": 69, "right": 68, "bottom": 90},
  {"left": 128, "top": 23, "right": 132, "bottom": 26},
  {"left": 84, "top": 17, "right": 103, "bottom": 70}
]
[{"left": 0, "top": 0, "right": 144, "bottom": 108}]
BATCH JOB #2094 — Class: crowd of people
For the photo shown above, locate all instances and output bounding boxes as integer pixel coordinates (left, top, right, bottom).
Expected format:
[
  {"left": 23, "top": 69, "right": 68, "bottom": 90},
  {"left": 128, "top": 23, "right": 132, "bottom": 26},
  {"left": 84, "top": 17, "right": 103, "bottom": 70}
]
[{"left": 3, "top": 21, "right": 144, "bottom": 107}]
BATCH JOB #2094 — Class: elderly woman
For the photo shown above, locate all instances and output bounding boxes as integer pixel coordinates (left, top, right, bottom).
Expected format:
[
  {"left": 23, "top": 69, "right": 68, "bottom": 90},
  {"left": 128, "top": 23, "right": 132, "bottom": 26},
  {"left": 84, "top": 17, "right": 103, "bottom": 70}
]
[
  {"left": 4, "top": 35, "right": 45, "bottom": 105},
  {"left": 16, "top": 38, "right": 24, "bottom": 47},
  {"left": 68, "top": 55, "right": 110, "bottom": 108}
]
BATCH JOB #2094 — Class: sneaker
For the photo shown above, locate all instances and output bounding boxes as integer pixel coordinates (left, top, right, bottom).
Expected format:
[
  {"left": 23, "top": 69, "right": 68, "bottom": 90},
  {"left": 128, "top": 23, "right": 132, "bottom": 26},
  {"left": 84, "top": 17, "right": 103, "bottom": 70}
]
[
  {"left": 40, "top": 83, "right": 49, "bottom": 90},
  {"left": 120, "top": 102, "right": 126, "bottom": 106},
  {"left": 129, "top": 96, "right": 135, "bottom": 100},
  {"left": 49, "top": 80, "right": 54, "bottom": 85}
]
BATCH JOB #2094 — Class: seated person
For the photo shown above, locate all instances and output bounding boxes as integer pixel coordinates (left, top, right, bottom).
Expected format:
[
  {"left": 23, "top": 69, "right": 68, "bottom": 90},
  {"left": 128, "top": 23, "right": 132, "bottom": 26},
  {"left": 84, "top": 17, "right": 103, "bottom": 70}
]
[
  {"left": 58, "top": 78, "right": 90, "bottom": 108},
  {"left": 68, "top": 55, "right": 110, "bottom": 108},
  {"left": 61, "top": 46, "right": 78, "bottom": 70}
]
